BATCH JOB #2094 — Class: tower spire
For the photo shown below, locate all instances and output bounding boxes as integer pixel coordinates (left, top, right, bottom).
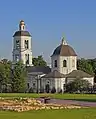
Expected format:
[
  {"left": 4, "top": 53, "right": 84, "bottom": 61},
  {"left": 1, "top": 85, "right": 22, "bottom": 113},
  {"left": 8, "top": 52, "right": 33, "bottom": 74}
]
[
  {"left": 61, "top": 36, "right": 67, "bottom": 45},
  {"left": 19, "top": 20, "right": 25, "bottom": 31}
]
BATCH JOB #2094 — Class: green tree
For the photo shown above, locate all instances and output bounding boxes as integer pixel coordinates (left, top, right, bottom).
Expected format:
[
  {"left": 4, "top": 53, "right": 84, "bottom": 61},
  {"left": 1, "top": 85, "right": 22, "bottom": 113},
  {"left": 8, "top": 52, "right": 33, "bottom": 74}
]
[
  {"left": 77, "top": 58, "right": 93, "bottom": 75},
  {"left": 32, "top": 55, "right": 47, "bottom": 66},
  {"left": 0, "top": 63, "right": 5, "bottom": 92},
  {"left": 0, "top": 59, "right": 11, "bottom": 92},
  {"left": 66, "top": 78, "right": 91, "bottom": 93},
  {"left": 11, "top": 61, "right": 27, "bottom": 93},
  {"left": 87, "top": 58, "right": 96, "bottom": 73}
]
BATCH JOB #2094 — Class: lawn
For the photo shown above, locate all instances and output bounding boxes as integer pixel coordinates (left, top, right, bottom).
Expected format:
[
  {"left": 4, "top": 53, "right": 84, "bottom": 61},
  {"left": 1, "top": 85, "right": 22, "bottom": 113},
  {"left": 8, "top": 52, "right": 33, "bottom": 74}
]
[
  {"left": 0, "top": 94, "right": 96, "bottom": 119},
  {"left": 0, "top": 93, "right": 96, "bottom": 102},
  {"left": 0, "top": 108, "right": 96, "bottom": 119}
]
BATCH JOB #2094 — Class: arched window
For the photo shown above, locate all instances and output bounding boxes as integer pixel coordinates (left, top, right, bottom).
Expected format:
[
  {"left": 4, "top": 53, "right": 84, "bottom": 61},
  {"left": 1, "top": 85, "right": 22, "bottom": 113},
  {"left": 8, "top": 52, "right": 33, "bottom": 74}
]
[
  {"left": 16, "top": 40, "right": 20, "bottom": 49},
  {"left": 63, "top": 60, "right": 67, "bottom": 67},
  {"left": 25, "top": 40, "right": 29, "bottom": 49},
  {"left": 54, "top": 60, "right": 57, "bottom": 67},
  {"left": 15, "top": 54, "right": 19, "bottom": 62},
  {"left": 25, "top": 54, "right": 29, "bottom": 64},
  {"left": 72, "top": 59, "right": 75, "bottom": 67}
]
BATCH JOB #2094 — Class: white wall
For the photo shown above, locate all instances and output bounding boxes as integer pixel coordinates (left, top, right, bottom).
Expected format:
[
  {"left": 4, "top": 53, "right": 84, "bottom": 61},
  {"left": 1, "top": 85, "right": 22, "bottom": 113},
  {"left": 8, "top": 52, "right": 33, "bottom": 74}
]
[
  {"left": 59, "top": 56, "right": 77, "bottom": 74},
  {"left": 41, "top": 78, "right": 55, "bottom": 91},
  {"left": 28, "top": 73, "right": 47, "bottom": 92},
  {"left": 51, "top": 55, "right": 60, "bottom": 72},
  {"left": 28, "top": 73, "right": 94, "bottom": 93},
  {"left": 55, "top": 78, "right": 65, "bottom": 92},
  {"left": 27, "top": 75, "right": 37, "bottom": 88},
  {"left": 41, "top": 77, "right": 65, "bottom": 93},
  {"left": 51, "top": 55, "right": 77, "bottom": 75}
]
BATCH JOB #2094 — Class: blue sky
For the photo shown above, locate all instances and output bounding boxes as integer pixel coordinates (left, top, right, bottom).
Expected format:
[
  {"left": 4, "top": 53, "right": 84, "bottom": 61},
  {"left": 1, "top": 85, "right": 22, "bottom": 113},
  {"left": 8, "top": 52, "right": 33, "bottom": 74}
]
[{"left": 0, "top": 0, "right": 96, "bottom": 64}]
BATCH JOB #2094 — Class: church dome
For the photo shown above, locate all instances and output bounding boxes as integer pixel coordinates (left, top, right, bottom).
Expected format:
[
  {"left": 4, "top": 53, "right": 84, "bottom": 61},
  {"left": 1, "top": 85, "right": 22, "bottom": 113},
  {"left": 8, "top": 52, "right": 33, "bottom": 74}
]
[
  {"left": 13, "top": 31, "right": 31, "bottom": 37},
  {"left": 52, "top": 37, "right": 77, "bottom": 56}
]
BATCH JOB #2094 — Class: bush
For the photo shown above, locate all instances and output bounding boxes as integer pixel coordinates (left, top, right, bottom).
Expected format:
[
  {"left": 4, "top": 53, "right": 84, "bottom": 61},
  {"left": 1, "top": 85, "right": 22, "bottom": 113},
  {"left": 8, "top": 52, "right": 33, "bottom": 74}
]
[{"left": 66, "top": 78, "right": 92, "bottom": 93}]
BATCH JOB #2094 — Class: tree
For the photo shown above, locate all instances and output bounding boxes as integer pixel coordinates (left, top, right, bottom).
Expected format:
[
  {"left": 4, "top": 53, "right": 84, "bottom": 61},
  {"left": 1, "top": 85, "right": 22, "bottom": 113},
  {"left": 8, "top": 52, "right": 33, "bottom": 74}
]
[
  {"left": 77, "top": 58, "right": 96, "bottom": 75},
  {"left": 87, "top": 58, "right": 96, "bottom": 73},
  {"left": 0, "top": 63, "right": 4, "bottom": 92},
  {"left": 0, "top": 59, "right": 28, "bottom": 93},
  {"left": 11, "top": 61, "right": 27, "bottom": 93},
  {"left": 32, "top": 55, "right": 47, "bottom": 66},
  {"left": 66, "top": 78, "right": 91, "bottom": 93},
  {"left": 77, "top": 58, "right": 94, "bottom": 75},
  {"left": 0, "top": 59, "right": 11, "bottom": 92}
]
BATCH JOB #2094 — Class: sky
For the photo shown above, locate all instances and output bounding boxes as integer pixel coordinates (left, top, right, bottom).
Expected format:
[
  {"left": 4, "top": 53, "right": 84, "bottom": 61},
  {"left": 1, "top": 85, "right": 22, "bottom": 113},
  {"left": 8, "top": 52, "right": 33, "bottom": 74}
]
[{"left": 0, "top": 0, "right": 96, "bottom": 64}]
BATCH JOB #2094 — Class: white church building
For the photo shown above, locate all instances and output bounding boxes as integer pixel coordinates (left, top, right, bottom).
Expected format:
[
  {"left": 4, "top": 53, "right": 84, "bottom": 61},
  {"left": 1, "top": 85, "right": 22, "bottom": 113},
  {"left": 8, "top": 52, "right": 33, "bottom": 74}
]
[{"left": 12, "top": 20, "right": 94, "bottom": 93}]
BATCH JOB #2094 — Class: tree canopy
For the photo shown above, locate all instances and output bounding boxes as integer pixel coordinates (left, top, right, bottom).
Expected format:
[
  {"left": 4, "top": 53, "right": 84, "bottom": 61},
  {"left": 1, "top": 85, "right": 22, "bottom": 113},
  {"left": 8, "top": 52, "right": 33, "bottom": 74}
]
[
  {"left": 66, "top": 78, "right": 91, "bottom": 93},
  {"left": 11, "top": 61, "right": 27, "bottom": 93},
  {"left": 32, "top": 55, "right": 47, "bottom": 66},
  {"left": 0, "top": 59, "right": 27, "bottom": 93},
  {"left": 0, "top": 59, "right": 11, "bottom": 92},
  {"left": 77, "top": 58, "right": 96, "bottom": 75}
]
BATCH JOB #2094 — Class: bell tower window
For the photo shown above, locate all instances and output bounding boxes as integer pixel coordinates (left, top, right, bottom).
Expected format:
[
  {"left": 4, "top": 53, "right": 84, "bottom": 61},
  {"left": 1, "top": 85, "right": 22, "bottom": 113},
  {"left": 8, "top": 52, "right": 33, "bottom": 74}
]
[
  {"left": 63, "top": 60, "right": 67, "bottom": 67},
  {"left": 54, "top": 60, "right": 57, "bottom": 67},
  {"left": 15, "top": 54, "right": 19, "bottom": 62},
  {"left": 25, "top": 54, "right": 29, "bottom": 65},
  {"left": 25, "top": 40, "right": 29, "bottom": 49},
  {"left": 16, "top": 40, "right": 20, "bottom": 49}
]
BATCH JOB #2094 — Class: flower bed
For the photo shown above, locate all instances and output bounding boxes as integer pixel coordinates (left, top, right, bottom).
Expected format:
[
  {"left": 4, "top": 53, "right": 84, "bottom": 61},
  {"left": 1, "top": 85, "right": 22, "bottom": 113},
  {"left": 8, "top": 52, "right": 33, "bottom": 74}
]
[{"left": 0, "top": 97, "right": 87, "bottom": 112}]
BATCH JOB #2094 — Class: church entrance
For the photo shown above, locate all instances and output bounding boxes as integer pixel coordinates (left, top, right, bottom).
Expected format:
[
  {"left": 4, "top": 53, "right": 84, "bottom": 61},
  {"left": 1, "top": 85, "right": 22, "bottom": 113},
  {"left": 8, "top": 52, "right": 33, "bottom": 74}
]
[{"left": 45, "top": 84, "right": 50, "bottom": 93}]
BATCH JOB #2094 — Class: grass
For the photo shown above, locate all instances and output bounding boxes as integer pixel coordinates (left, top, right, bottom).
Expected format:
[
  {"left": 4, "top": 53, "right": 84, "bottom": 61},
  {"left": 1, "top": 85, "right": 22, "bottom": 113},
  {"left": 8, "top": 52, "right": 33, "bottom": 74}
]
[
  {"left": 0, "top": 108, "right": 96, "bottom": 119},
  {"left": 0, "top": 94, "right": 96, "bottom": 119},
  {"left": 0, "top": 93, "right": 96, "bottom": 102}
]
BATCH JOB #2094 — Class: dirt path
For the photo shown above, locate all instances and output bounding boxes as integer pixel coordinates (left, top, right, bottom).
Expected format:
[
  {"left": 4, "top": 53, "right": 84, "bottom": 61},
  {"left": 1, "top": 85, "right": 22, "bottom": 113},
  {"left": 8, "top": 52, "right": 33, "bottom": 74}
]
[{"left": 38, "top": 98, "right": 96, "bottom": 107}]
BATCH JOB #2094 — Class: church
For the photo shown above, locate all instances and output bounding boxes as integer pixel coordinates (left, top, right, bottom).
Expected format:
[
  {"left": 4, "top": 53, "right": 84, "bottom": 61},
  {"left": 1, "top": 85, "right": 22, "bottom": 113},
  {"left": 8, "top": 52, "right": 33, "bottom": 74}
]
[{"left": 12, "top": 20, "right": 94, "bottom": 93}]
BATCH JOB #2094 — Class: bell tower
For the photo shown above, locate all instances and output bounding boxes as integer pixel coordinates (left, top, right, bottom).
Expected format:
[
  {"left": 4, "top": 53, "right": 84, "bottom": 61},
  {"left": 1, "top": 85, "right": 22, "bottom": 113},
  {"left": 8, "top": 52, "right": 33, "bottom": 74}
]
[{"left": 12, "top": 20, "right": 33, "bottom": 66}]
